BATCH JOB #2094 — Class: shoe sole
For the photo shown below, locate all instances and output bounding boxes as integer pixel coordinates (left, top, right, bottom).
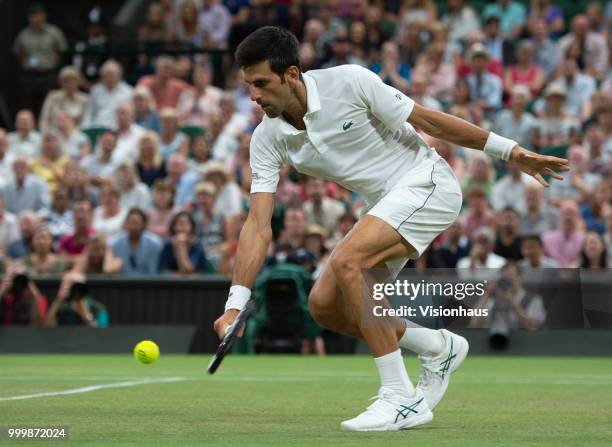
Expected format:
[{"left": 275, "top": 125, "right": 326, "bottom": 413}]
[
  {"left": 340, "top": 410, "right": 434, "bottom": 432},
  {"left": 428, "top": 331, "right": 469, "bottom": 410}
]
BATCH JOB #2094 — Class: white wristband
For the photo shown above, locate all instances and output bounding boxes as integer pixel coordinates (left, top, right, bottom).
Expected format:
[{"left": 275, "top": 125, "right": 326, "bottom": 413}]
[
  {"left": 484, "top": 132, "right": 517, "bottom": 161},
  {"left": 225, "top": 285, "right": 251, "bottom": 311}
]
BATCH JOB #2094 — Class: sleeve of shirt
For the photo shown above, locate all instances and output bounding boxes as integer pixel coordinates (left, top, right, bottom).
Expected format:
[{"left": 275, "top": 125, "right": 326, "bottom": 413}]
[
  {"left": 349, "top": 65, "right": 415, "bottom": 131},
  {"left": 249, "top": 126, "right": 282, "bottom": 194}
]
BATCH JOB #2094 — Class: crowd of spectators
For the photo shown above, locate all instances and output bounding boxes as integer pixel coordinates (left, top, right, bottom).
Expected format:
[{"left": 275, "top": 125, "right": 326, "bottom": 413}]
[{"left": 1, "top": 0, "right": 612, "bottom": 326}]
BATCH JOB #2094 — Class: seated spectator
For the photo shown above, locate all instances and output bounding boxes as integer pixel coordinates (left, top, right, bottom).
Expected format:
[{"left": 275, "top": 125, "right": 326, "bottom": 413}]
[
  {"left": 80, "top": 130, "right": 119, "bottom": 186},
  {"left": 0, "top": 129, "right": 15, "bottom": 190},
  {"left": 136, "top": 132, "right": 167, "bottom": 188},
  {"left": 113, "top": 102, "right": 146, "bottom": 164},
  {"left": 159, "top": 108, "right": 189, "bottom": 161},
  {"left": 533, "top": 83, "right": 580, "bottom": 149},
  {"left": 442, "top": 0, "right": 480, "bottom": 44},
  {"left": 159, "top": 211, "right": 211, "bottom": 274},
  {"left": 465, "top": 43, "right": 503, "bottom": 117},
  {"left": 132, "top": 86, "right": 160, "bottom": 133},
  {"left": 491, "top": 161, "right": 533, "bottom": 213},
  {"left": 74, "top": 234, "right": 122, "bottom": 274},
  {"left": 31, "top": 132, "right": 70, "bottom": 193},
  {"left": 433, "top": 221, "right": 470, "bottom": 268},
  {"left": 460, "top": 187, "right": 496, "bottom": 241},
  {"left": 277, "top": 206, "right": 307, "bottom": 251},
  {"left": 518, "top": 183, "right": 558, "bottom": 236},
  {"left": 322, "top": 31, "right": 367, "bottom": 69},
  {"left": 198, "top": 0, "right": 232, "bottom": 49},
  {"left": 457, "top": 227, "right": 506, "bottom": 279},
  {"left": 192, "top": 181, "right": 225, "bottom": 259},
  {"left": 303, "top": 224, "right": 329, "bottom": 278},
  {"left": 138, "top": 56, "right": 192, "bottom": 110},
  {"left": 166, "top": 153, "right": 200, "bottom": 209},
  {"left": 370, "top": 40, "right": 410, "bottom": 94},
  {"left": 64, "top": 162, "right": 99, "bottom": 207},
  {"left": 529, "top": 17, "right": 558, "bottom": 81},
  {"left": 494, "top": 208, "right": 522, "bottom": 260},
  {"left": 92, "top": 183, "right": 127, "bottom": 238},
  {"left": 44, "top": 271, "right": 101, "bottom": 327},
  {"left": 39, "top": 187, "right": 73, "bottom": 241},
  {"left": 39, "top": 66, "right": 89, "bottom": 131},
  {"left": 580, "top": 231, "right": 608, "bottom": 269},
  {"left": 547, "top": 145, "right": 601, "bottom": 203},
  {"left": 542, "top": 200, "right": 585, "bottom": 267},
  {"left": 55, "top": 112, "right": 90, "bottom": 160},
  {"left": 210, "top": 94, "right": 249, "bottom": 161},
  {"left": 482, "top": 14, "right": 512, "bottom": 69},
  {"left": 147, "top": 179, "right": 175, "bottom": 240},
  {"left": 111, "top": 208, "right": 162, "bottom": 276},
  {"left": 493, "top": 84, "right": 537, "bottom": 147},
  {"left": 177, "top": 63, "right": 222, "bottom": 128},
  {"left": 519, "top": 234, "right": 559, "bottom": 270},
  {"left": 116, "top": 162, "right": 152, "bottom": 211},
  {"left": 204, "top": 162, "right": 243, "bottom": 221},
  {"left": 188, "top": 135, "right": 214, "bottom": 176},
  {"left": 170, "top": 0, "right": 202, "bottom": 46},
  {"left": 409, "top": 72, "right": 442, "bottom": 110},
  {"left": 81, "top": 59, "right": 133, "bottom": 129},
  {"left": 2, "top": 156, "right": 50, "bottom": 215},
  {"left": 552, "top": 56, "right": 598, "bottom": 118},
  {"left": 580, "top": 91, "right": 609, "bottom": 126},
  {"left": 580, "top": 181, "right": 611, "bottom": 234},
  {"left": 463, "top": 153, "right": 495, "bottom": 197},
  {"left": 0, "top": 193, "right": 19, "bottom": 256},
  {"left": 556, "top": 15, "right": 608, "bottom": 80},
  {"left": 482, "top": 0, "right": 526, "bottom": 39},
  {"left": 532, "top": 0, "right": 565, "bottom": 36},
  {"left": 6, "top": 211, "right": 39, "bottom": 260},
  {"left": 503, "top": 40, "right": 543, "bottom": 98},
  {"left": 57, "top": 200, "right": 95, "bottom": 263},
  {"left": 7, "top": 110, "right": 41, "bottom": 158},
  {"left": 138, "top": 2, "right": 169, "bottom": 47},
  {"left": 24, "top": 226, "right": 66, "bottom": 276},
  {"left": 303, "top": 177, "right": 346, "bottom": 237},
  {"left": 0, "top": 267, "right": 47, "bottom": 326},
  {"left": 582, "top": 125, "right": 610, "bottom": 175},
  {"left": 448, "top": 79, "right": 484, "bottom": 126}
]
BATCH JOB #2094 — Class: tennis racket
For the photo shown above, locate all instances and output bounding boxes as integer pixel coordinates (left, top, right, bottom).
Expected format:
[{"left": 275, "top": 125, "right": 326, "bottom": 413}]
[{"left": 207, "top": 299, "right": 256, "bottom": 374}]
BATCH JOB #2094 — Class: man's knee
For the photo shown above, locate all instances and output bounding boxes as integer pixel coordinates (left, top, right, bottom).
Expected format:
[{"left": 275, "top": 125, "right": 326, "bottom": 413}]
[
  {"left": 329, "top": 250, "right": 362, "bottom": 284},
  {"left": 308, "top": 289, "right": 336, "bottom": 327}
]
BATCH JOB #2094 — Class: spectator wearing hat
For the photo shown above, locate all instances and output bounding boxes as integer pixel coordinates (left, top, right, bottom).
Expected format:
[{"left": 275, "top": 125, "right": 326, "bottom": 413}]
[
  {"left": 12, "top": 3, "right": 67, "bottom": 116},
  {"left": 159, "top": 211, "right": 211, "bottom": 274},
  {"left": 547, "top": 145, "right": 601, "bottom": 203},
  {"left": 7, "top": 110, "right": 41, "bottom": 158},
  {"left": 39, "top": 66, "right": 89, "bottom": 132},
  {"left": 138, "top": 56, "right": 192, "bottom": 110},
  {"left": 81, "top": 60, "right": 133, "bottom": 129},
  {"left": 2, "top": 156, "right": 50, "bottom": 215},
  {"left": 459, "top": 187, "right": 496, "bottom": 242},
  {"left": 482, "top": 0, "right": 526, "bottom": 39},
  {"left": 132, "top": 86, "right": 160, "bottom": 133},
  {"left": 493, "top": 85, "right": 537, "bottom": 147},
  {"left": 177, "top": 64, "right": 223, "bottom": 129},
  {"left": 370, "top": 41, "right": 410, "bottom": 94},
  {"left": 111, "top": 208, "right": 162, "bottom": 276},
  {"left": 556, "top": 15, "right": 608, "bottom": 80},
  {"left": 457, "top": 226, "right": 506, "bottom": 279},
  {"left": 204, "top": 161, "right": 243, "bottom": 221},
  {"left": 466, "top": 43, "right": 503, "bottom": 117},
  {"left": 303, "top": 177, "right": 346, "bottom": 237},
  {"left": 532, "top": 83, "right": 580, "bottom": 148},
  {"left": 518, "top": 183, "right": 558, "bottom": 236},
  {"left": 542, "top": 200, "right": 586, "bottom": 267}
]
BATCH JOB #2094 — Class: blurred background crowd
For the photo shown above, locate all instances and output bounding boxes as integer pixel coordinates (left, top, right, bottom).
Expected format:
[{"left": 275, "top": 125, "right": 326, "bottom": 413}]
[{"left": 0, "top": 0, "right": 611, "bottom": 332}]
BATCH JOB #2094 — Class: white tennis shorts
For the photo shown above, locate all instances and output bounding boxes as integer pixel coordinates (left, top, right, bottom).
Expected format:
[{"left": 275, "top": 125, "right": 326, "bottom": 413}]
[{"left": 366, "top": 156, "right": 463, "bottom": 278}]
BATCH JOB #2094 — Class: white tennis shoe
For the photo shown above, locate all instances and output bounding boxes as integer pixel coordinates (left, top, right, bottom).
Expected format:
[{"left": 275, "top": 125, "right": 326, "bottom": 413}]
[
  {"left": 340, "top": 387, "right": 433, "bottom": 432},
  {"left": 416, "top": 329, "right": 469, "bottom": 410}
]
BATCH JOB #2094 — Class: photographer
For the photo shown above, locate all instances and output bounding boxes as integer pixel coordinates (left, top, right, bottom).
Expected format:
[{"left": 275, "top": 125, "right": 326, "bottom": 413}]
[
  {"left": 0, "top": 265, "right": 47, "bottom": 325},
  {"left": 470, "top": 262, "right": 546, "bottom": 349},
  {"left": 44, "top": 271, "right": 100, "bottom": 327}
]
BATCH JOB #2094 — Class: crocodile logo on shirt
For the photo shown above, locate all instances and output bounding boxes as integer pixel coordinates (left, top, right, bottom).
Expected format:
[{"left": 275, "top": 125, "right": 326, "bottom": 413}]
[{"left": 342, "top": 121, "right": 354, "bottom": 131}]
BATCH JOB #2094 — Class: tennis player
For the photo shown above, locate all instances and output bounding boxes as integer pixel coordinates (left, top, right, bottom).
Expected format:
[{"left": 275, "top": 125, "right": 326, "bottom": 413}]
[{"left": 214, "top": 26, "right": 568, "bottom": 431}]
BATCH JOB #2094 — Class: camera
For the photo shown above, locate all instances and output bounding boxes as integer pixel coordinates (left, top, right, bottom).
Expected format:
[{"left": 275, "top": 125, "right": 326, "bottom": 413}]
[
  {"left": 10, "top": 273, "right": 30, "bottom": 297},
  {"left": 68, "top": 282, "right": 89, "bottom": 301}
]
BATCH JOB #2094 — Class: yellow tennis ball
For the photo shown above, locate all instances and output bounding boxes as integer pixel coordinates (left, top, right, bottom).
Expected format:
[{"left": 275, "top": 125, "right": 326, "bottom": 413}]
[{"left": 134, "top": 340, "right": 159, "bottom": 364}]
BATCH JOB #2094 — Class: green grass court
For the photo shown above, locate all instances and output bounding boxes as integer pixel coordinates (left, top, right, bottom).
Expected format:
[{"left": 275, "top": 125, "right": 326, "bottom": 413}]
[{"left": 1, "top": 355, "right": 611, "bottom": 446}]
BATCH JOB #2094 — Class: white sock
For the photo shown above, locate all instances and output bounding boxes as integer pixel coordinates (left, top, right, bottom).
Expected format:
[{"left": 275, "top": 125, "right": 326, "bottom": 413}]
[
  {"left": 374, "top": 349, "right": 415, "bottom": 396},
  {"left": 399, "top": 327, "right": 445, "bottom": 357}
]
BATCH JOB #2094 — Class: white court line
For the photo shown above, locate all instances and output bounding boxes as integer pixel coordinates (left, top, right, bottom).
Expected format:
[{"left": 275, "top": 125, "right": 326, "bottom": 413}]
[{"left": 0, "top": 377, "right": 187, "bottom": 402}]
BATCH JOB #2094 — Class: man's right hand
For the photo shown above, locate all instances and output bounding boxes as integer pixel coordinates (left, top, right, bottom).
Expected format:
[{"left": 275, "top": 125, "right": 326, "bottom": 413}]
[{"left": 213, "top": 309, "right": 241, "bottom": 340}]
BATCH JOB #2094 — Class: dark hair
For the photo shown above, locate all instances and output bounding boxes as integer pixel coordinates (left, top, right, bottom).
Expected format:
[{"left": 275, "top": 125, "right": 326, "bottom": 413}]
[
  {"left": 235, "top": 26, "right": 300, "bottom": 77},
  {"left": 169, "top": 211, "right": 196, "bottom": 236},
  {"left": 580, "top": 233, "right": 608, "bottom": 269},
  {"left": 521, "top": 234, "right": 543, "bottom": 246},
  {"left": 126, "top": 207, "right": 148, "bottom": 226}
]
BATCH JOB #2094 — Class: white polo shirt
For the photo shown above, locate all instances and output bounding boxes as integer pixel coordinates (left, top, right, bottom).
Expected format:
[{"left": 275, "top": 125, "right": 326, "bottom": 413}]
[{"left": 249, "top": 64, "right": 439, "bottom": 205}]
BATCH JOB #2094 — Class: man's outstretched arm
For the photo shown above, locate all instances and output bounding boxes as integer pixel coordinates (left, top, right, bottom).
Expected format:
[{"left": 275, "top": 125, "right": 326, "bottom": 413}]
[
  {"left": 407, "top": 103, "right": 569, "bottom": 187},
  {"left": 213, "top": 192, "right": 275, "bottom": 338}
]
